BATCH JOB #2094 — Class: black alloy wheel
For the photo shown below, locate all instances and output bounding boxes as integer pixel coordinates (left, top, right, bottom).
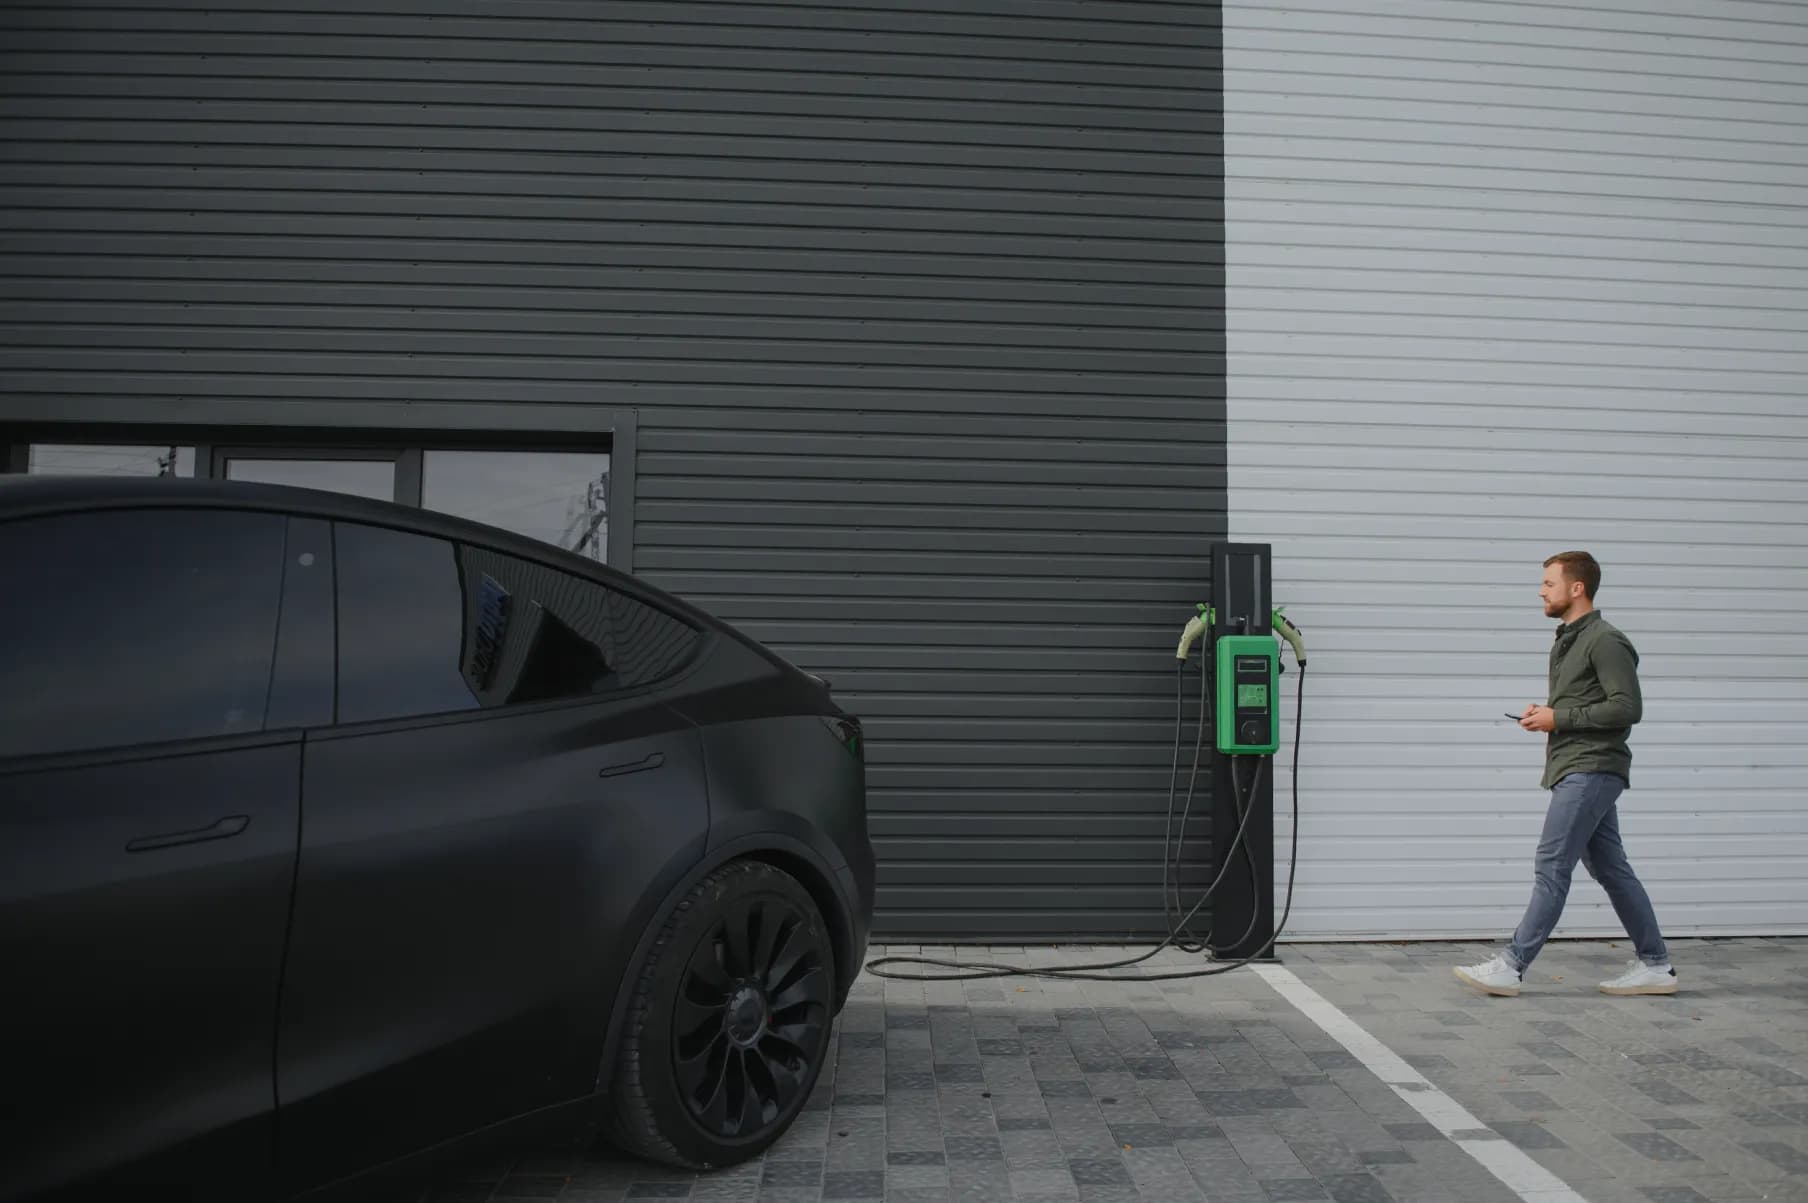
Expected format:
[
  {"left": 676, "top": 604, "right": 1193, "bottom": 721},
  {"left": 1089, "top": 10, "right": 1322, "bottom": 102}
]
[
  {"left": 673, "top": 891, "right": 829, "bottom": 1138},
  {"left": 605, "top": 860, "right": 835, "bottom": 1168}
]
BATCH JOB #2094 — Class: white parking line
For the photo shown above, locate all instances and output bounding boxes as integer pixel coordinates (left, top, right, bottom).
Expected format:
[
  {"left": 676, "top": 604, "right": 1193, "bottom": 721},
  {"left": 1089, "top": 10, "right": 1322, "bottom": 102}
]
[{"left": 1253, "top": 963, "right": 1590, "bottom": 1203}]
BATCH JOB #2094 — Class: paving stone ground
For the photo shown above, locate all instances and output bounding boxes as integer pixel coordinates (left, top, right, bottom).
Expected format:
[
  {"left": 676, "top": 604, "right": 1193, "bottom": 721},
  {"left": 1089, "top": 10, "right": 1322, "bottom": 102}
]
[{"left": 374, "top": 937, "right": 1808, "bottom": 1203}]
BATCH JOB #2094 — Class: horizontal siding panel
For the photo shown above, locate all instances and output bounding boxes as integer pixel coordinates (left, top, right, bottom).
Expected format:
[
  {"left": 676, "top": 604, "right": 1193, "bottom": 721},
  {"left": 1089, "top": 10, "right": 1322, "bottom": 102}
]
[
  {"left": 1228, "top": 42, "right": 1808, "bottom": 100},
  {"left": 1234, "top": 245, "right": 1807, "bottom": 289},
  {"left": 1232, "top": 96, "right": 1808, "bottom": 146},
  {"left": 1224, "top": 310, "right": 1808, "bottom": 353},
  {"left": 0, "top": 38, "right": 1212, "bottom": 93},
  {"left": 0, "top": 143, "right": 1226, "bottom": 200},
  {"left": 1232, "top": 183, "right": 1808, "bottom": 234},
  {"left": 1231, "top": 117, "right": 1808, "bottom": 174},
  {"left": 2, "top": 129, "right": 1218, "bottom": 181},
  {"left": 0, "top": 353, "right": 1212, "bottom": 395},
  {"left": 632, "top": 482, "right": 1218, "bottom": 511},
  {"left": 1232, "top": 155, "right": 1804, "bottom": 207},
  {"left": 874, "top": 912, "right": 1216, "bottom": 938},
  {"left": 1234, "top": 220, "right": 1808, "bottom": 272},
  {"left": 0, "top": 101, "right": 1218, "bottom": 157},
  {"left": 0, "top": 14, "right": 1221, "bottom": 65},
  {"left": 5, "top": 0, "right": 1215, "bottom": 34},
  {"left": 872, "top": 788, "right": 1219, "bottom": 817},
  {"left": 1225, "top": 532, "right": 1808, "bottom": 565},
  {"left": 648, "top": 575, "right": 1209, "bottom": 601},
  {"left": 1233, "top": 76, "right": 1808, "bottom": 128},
  {"left": 0, "top": 261, "right": 1222, "bottom": 309},
  {"left": 1243, "top": 1, "right": 1808, "bottom": 39},
  {"left": 1233, "top": 422, "right": 1806, "bottom": 455},
  {"left": 641, "top": 430, "right": 1222, "bottom": 462},
  {"left": 868, "top": 789, "right": 1209, "bottom": 812},
  {"left": 0, "top": 306, "right": 1216, "bottom": 359},
  {"left": 1227, "top": 0, "right": 1808, "bottom": 940},
  {"left": 876, "top": 890, "right": 1217, "bottom": 915},
  {"left": 1237, "top": 10, "right": 1808, "bottom": 63},
  {"left": 1234, "top": 270, "right": 1808, "bottom": 314},
  {"left": 3, "top": 62, "right": 1219, "bottom": 116},
  {"left": 1228, "top": 26, "right": 1808, "bottom": 82},
  {"left": 1234, "top": 299, "right": 1808, "bottom": 337},
  {"left": 876, "top": 840, "right": 1212, "bottom": 864},
  {"left": 7, "top": 235, "right": 1222, "bottom": 287},
  {"left": 1249, "top": 741, "right": 1808, "bottom": 771},
  {"left": 1239, "top": 454, "right": 1807, "bottom": 491},
  {"left": 639, "top": 503, "right": 1220, "bottom": 532},
  {"left": 1232, "top": 467, "right": 1808, "bottom": 505},
  {"left": 644, "top": 528, "right": 1218, "bottom": 559},
  {"left": 1, "top": 187, "right": 1217, "bottom": 244},
  {"left": 0, "top": 385, "right": 1226, "bottom": 424},
  {"left": 1222, "top": 390, "right": 1799, "bottom": 428},
  {"left": 634, "top": 458, "right": 1214, "bottom": 489},
  {"left": 9, "top": 0, "right": 1214, "bottom": 23},
  {"left": 0, "top": 0, "right": 1226, "bottom": 942},
  {"left": 2, "top": 82, "right": 1216, "bottom": 136},
  {"left": 4, "top": 211, "right": 1220, "bottom": 266}
]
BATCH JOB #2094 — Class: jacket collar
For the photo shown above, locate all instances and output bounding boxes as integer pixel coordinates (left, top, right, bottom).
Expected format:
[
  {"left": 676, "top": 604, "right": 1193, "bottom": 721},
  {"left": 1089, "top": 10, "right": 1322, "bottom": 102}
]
[{"left": 1555, "top": 610, "right": 1600, "bottom": 640}]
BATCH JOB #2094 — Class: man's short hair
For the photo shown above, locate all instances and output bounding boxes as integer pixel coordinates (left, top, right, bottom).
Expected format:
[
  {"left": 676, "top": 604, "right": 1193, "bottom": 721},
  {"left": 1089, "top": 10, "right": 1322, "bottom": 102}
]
[{"left": 1544, "top": 550, "right": 1601, "bottom": 600}]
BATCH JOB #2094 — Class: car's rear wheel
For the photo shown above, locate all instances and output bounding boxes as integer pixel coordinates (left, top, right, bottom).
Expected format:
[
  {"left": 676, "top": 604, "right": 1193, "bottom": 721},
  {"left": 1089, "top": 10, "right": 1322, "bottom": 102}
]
[{"left": 606, "top": 860, "right": 835, "bottom": 1168}]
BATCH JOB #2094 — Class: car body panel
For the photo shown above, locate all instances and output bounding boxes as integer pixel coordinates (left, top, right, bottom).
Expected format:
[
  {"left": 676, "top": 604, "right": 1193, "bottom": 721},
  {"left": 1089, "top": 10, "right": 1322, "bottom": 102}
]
[
  {"left": 663, "top": 638, "right": 875, "bottom": 1000},
  {"left": 275, "top": 702, "right": 708, "bottom": 1193},
  {"left": 0, "top": 735, "right": 302, "bottom": 1200}
]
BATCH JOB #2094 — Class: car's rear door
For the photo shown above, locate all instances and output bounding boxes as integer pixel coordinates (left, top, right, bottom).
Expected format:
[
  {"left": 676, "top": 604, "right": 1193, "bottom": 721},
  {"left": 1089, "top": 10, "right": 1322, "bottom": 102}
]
[
  {"left": 274, "top": 520, "right": 710, "bottom": 1194},
  {"left": 0, "top": 505, "right": 318, "bottom": 1200}
]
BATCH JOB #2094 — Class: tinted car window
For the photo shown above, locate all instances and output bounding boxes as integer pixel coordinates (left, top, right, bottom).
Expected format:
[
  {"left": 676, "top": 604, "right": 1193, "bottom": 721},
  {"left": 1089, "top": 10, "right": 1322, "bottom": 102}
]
[
  {"left": 334, "top": 523, "right": 482, "bottom": 725},
  {"left": 606, "top": 579, "right": 704, "bottom": 688},
  {"left": 457, "top": 543, "right": 701, "bottom": 705},
  {"left": 0, "top": 508, "right": 285, "bottom": 760},
  {"left": 334, "top": 522, "right": 699, "bottom": 724}
]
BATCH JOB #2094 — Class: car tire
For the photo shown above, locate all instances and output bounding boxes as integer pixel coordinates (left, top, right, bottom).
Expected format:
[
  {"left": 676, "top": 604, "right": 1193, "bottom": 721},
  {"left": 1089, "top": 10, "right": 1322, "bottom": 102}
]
[{"left": 605, "top": 859, "right": 836, "bottom": 1169}]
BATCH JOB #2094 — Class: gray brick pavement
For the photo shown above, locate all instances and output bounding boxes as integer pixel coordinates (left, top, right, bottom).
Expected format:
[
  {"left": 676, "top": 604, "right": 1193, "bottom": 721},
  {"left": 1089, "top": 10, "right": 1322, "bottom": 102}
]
[{"left": 370, "top": 938, "right": 1807, "bottom": 1202}]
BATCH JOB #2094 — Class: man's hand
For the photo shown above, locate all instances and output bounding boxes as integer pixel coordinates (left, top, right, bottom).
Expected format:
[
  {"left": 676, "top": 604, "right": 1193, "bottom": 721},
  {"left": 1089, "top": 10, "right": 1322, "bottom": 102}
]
[{"left": 1519, "top": 705, "right": 1556, "bottom": 733}]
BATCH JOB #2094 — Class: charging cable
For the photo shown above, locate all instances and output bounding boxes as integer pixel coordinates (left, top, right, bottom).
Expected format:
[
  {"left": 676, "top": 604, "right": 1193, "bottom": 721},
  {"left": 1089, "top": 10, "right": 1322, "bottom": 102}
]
[{"left": 864, "top": 660, "right": 1306, "bottom": 983}]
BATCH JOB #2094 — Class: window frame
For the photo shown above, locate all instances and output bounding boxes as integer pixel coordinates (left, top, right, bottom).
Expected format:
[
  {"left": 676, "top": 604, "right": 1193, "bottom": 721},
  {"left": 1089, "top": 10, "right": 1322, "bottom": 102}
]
[
  {"left": 212, "top": 445, "right": 412, "bottom": 505},
  {"left": 0, "top": 401, "right": 637, "bottom": 572}
]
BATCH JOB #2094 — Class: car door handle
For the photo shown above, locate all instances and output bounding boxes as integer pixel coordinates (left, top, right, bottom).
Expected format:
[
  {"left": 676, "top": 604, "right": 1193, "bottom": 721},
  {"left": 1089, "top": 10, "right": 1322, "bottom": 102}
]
[
  {"left": 127, "top": 815, "right": 250, "bottom": 853},
  {"left": 598, "top": 752, "right": 665, "bottom": 780}
]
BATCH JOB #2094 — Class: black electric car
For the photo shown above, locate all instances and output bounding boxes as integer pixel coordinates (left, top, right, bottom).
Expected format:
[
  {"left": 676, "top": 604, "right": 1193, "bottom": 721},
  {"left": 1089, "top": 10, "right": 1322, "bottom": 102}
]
[{"left": 0, "top": 475, "right": 873, "bottom": 1202}]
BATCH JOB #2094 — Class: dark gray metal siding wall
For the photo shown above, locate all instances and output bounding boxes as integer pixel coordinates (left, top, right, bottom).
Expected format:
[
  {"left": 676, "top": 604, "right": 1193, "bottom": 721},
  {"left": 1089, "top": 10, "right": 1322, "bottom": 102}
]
[{"left": 0, "top": 0, "right": 1227, "bottom": 940}]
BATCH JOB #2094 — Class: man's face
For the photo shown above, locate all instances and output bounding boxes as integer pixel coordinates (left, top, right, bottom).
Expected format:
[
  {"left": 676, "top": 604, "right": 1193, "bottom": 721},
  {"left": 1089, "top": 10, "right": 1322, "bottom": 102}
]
[{"left": 1541, "top": 565, "right": 1578, "bottom": 618}]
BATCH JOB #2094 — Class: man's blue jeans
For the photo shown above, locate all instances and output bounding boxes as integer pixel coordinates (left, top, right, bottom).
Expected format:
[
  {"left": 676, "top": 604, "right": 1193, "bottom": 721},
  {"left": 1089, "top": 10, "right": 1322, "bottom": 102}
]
[{"left": 1505, "top": 771, "right": 1668, "bottom": 973}]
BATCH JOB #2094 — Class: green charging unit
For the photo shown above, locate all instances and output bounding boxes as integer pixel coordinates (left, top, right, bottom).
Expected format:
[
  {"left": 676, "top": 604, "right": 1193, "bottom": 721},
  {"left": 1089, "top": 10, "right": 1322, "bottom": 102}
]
[{"left": 1215, "top": 635, "right": 1281, "bottom": 754}]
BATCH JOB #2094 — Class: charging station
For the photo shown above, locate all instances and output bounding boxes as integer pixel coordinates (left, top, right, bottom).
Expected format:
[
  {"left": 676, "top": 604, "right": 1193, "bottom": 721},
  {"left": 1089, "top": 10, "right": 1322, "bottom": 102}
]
[
  {"left": 1208, "top": 543, "right": 1279, "bottom": 961},
  {"left": 866, "top": 540, "right": 1305, "bottom": 983}
]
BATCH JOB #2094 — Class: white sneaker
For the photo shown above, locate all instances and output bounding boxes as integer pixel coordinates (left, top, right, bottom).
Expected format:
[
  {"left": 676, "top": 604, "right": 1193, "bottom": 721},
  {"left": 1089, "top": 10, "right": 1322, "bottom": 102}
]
[
  {"left": 1454, "top": 954, "right": 1522, "bottom": 997},
  {"left": 1599, "top": 960, "right": 1677, "bottom": 996}
]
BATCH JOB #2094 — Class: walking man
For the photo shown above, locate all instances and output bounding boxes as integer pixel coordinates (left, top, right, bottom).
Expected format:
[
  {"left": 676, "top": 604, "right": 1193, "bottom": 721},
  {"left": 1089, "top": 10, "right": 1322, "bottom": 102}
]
[{"left": 1455, "top": 551, "right": 1676, "bottom": 997}]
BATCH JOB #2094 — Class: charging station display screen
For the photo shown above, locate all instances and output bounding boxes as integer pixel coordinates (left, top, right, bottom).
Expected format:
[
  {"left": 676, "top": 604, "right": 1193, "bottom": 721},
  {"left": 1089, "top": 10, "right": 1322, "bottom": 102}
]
[{"left": 1237, "top": 683, "right": 1268, "bottom": 709}]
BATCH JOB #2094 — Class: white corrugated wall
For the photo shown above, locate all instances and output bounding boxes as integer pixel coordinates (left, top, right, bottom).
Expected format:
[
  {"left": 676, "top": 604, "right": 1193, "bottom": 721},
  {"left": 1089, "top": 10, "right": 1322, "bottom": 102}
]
[{"left": 1225, "top": 1, "right": 1808, "bottom": 940}]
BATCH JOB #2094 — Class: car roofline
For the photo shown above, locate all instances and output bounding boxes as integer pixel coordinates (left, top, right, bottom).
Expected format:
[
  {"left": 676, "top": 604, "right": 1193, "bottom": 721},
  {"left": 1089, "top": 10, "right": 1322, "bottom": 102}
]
[{"left": 0, "top": 474, "right": 732, "bottom": 638}]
